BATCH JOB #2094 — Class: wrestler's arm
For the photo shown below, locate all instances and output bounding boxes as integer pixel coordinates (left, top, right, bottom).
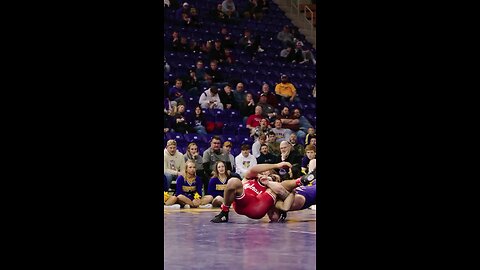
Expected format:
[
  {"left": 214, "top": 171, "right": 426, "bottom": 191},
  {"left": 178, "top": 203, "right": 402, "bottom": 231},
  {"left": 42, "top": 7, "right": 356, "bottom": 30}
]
[
  {"left": 244, "top": 162, "right": 292, "bottom": 178},
  {"left": 275, "top": 191, "right": 296, "bottom": 211}
]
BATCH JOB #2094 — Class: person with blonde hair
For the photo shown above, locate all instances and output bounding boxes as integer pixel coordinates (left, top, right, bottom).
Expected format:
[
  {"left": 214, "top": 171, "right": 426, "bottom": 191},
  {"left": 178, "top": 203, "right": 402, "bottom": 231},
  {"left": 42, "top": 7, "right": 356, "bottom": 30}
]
[{"left": 165, "top": 160, "right": 213, "bottom": 209}]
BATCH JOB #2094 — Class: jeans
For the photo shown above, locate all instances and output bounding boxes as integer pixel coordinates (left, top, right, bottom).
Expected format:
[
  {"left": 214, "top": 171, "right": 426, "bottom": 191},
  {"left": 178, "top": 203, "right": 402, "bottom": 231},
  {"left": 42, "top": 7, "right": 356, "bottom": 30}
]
[
  {"left": 164, "top": 172, "right": 177, "bottom": 190},
  {"left": 193, "top": 125, "right": 207, "bottom": 135},
  {"left": 299, "top": 116, "right": 313, "bottom": 131}
]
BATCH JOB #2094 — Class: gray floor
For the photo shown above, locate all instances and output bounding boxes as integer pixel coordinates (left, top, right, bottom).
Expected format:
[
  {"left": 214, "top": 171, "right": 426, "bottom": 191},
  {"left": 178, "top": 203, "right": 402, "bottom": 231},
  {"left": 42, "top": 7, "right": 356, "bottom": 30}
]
[{"left": 164, "top": 208, "right": 317, "bottom": 270}]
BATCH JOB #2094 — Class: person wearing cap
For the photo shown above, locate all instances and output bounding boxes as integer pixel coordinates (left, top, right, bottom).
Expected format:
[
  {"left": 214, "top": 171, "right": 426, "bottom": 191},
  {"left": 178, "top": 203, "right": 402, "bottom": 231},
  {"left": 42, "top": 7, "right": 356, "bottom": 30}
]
[
  {"left": 198, "top": 85, "right": 224, "bottom": 110},
  {"left": 222, "top": 141, "right": 236, "bottom": 172},
  {"left": 277, "top": 25, "right": 294, "bottom": 47},
  {"left": 175, "top": 2, "right": 191, "bottom": 20},
  {"left": 256, "top": 91, "right": 277, "bottom": 123},
  {"left": 275, "top": 74, "right": 299, "bottom": 103},
  {"left": 235, "top": 144, "right": 257, "bottom": 178},
  {"left": 164, "top": 139, "right": 186, "bottom": 191}
]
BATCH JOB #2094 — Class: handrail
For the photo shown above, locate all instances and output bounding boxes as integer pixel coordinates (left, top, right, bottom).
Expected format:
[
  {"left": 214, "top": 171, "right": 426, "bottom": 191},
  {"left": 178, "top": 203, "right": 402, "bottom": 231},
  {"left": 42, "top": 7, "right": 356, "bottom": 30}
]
[{"left": 304, "top": 5, "right": 315, "bottom": 46}]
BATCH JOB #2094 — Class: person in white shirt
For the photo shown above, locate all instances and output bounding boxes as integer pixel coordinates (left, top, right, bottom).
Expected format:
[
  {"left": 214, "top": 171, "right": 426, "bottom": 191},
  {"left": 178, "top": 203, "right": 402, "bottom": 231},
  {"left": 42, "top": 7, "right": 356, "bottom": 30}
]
[
  {"left": 198, "top": 85, "right": 224, "bottom": 110},
  {"left": 164, "top": 139, "right": 186, "bottom": 190},
  {"left": 252, "top": 134, "right": 267, "bottom": 158},
  {"left": 235, "top": 144, "right": 257, "bottom": 178}
]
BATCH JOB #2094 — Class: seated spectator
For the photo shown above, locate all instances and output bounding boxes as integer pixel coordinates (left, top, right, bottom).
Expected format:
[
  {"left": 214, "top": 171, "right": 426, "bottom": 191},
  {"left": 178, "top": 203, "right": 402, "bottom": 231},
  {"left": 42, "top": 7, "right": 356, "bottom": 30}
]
[
  {"left": 246, "top": 105, "right": 267, "bottom": 132},
  {"left": 280, "top": 45, "right": 296, "bottom": 63},
  {"left": 275, "top": 74, "right": 299, "bottom": 103},
  {"left": 170, "top": 31, "right": 181, "bottom": 51},
  {"left": 292, "top": 108, "right": 314, "bottom": 135},
  {"left": 180, "top": 12, "right": 197, "bottom": 28},
  {"left": 294, "top": 41, "right": 316, "bottom": 65},
  {"left": 252, "top": 134, "right": 267, "bottom": 158},
  {"left": 250, "top": 118, "right": 271, "bottom": 141},
  {"left": 202, "top": 135, "right": 232, "bottom": 178},
  {"left": 239, "top": 92, "right": 256, "bottom": 124},
  {"left": 200, "top": 39, "right": 213, "bottom": 55},
  {"left": 277, "top": 141, "right": 302, "bottom": 180},
  {"left": 188, "top": 105, "right": 207, "bottom": 135},
  {"left": 307, "top": 135, "right": 316, "bottom": 147},
  {"left": 204, "top": 161, "right": 236, "bottom": 207},
  {"left": 164, "top": 139, "right": 186, "bottom": 190},
  {"left": 238, "top": 28, "right": 264, "bottom": 57},
  {"left": 175, "top": 2, "right": 191, "bottom": 21},
  {"left": 205, "top": 60, "right": 226, "bottom": 86},
  {"left": 222, "top": 141, "right": 236, "bottom": 173},
  {"left": 182, "top": 68, "right": 200, "bottom": 96},
  {"left": 305, "top": 127, "right": 316, "bottom": 145},
  {"left": 277, "top": 25, "right": 295, "bottom": 48},
  {"left": 242, "top": 0, "right": 264, "bottom": 20},
  {"left": 168, "top": 78, "right": 186, "bottom": 105},
  {"left": 199, "top": 73, "right": 214, "bottom": 89},
  {"left": 278, "top": 106, "right": 306, "bottom": 141},
  {"left": 188, "top": 6, "right": 203, "bottom": 27},
  {"left": 301, "top": 144, "right": 316, "bottom": 175},
  {"left": 289, "top": 133, "right": 305, "bottom": 156},
  {"left": 271, "top": 118, "right": 292, "bottom": 143},
  {"left": 194, "top": 59, "right": 206, "bottom": 81},
  {"left": 224, "top": 48, "right": 235, "bottom": 65},
  {"left": 210, "top": 3, "right": 229, "bottom": 23},
  {"left": 172, "top": 104, "right": 192, "bottom": 134},
  {"left": 208, "top": 40, "right": 226, "bottom": 64},
  {"left": 175, "top": 36, "right": 191, "bottom": 52},
  {"left": 256, "top": 92, "right": 278, "bottom": 123},
  {"left": 199, "top": 85, "right": 224, "bottom": 110},
  {"left": 184, "top": 142, "right": 207, "bottom": 192},
  {"left": 256, "top": 143, "right": 278, "bottom": 164},
  {"left": 220, "top": 26, "right": 235, "bottom": 49},
  {"left": 233, "top": 82, "right": 246, "bottom": 104},
  {"left": 219, "top": 84, "right": 237, "bottom": 110},
  {"left": 260, "top": 83, "right": 278, "bottom": 108},
  {"left": 222, "top": 0, "right": 239, "bottom": 18},
  {"left": 266, "top": 131, "right": 280, "bottom": 156},
  {"left": 235, "top": 144, "right": 257, "bottom": 178},
  {"left": 164, "top": 160, "right": 212, "bottom": 208}
]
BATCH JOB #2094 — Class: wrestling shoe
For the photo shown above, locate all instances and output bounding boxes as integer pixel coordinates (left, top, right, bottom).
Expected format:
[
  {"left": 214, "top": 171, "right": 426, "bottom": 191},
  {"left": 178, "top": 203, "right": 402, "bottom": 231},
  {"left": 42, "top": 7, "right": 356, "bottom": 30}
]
[
  {"left": 184, "top": 205, "right": 190, "bottom": 209},
  {"left": 199, "top": 204, "right": 212, "bottom": 209},
  {"left": 164, "top": 204, "right": 180, "bottom": 209},
  {"left": 278, "top": 210, "right": 287, "bottom": 222},
  {"left": 299, "top": 169, "right": 316, "bottom": 185},
  {"left": 309, "top": 205, "right": 316, "bottom": 211},
  {"left": 210, "top": 211, "right": 229, "bottom": 223}
]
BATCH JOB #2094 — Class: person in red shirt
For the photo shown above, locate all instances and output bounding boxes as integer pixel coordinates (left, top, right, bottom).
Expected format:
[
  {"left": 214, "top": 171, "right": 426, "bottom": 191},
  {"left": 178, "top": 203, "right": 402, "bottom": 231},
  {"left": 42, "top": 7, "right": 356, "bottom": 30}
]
[
  {"left": 246, "top": 105, "right": 269, "bottom": 133},
  {"left": 210, "top": 161, "right": 316, "bottom": 222}
]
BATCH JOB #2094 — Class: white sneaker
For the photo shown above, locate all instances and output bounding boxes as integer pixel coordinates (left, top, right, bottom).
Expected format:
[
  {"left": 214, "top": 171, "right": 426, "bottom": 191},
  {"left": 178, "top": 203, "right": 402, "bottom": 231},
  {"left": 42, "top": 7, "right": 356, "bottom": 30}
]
[
  {"left": 257, "top": 47, "right": 264, "bottom": 52},
  {"left": 164, "top": 204, "right": 180, "bottom": 209},
  {"left": 309, "top": 205, "right": 316, "bottom": 210},
  {"left": 184, "top": 205, "right": 191, "bottom": 209},
  {"left": 199, "top": 204, "right": 212, "bottom": 209}
]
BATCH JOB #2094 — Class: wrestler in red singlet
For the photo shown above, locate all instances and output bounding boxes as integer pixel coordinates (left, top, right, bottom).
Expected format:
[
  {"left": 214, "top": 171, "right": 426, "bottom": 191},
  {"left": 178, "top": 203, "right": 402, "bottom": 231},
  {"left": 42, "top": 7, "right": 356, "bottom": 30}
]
[{"left": 232, "top": 178, "right": 277, "bottom": 219}]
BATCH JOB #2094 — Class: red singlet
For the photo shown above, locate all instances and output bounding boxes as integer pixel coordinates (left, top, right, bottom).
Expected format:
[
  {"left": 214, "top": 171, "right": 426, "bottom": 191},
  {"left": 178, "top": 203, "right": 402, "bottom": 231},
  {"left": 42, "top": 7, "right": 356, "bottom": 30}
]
[{"left": 232, "top": 179, "right": 276, "bottom": 219}]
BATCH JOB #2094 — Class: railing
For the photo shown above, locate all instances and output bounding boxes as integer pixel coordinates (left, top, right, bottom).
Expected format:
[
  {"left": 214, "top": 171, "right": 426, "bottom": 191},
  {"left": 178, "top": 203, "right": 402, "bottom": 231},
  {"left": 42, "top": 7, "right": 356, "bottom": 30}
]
[{"left": 304, "top": 5, "right": 315, "bottom": 46}]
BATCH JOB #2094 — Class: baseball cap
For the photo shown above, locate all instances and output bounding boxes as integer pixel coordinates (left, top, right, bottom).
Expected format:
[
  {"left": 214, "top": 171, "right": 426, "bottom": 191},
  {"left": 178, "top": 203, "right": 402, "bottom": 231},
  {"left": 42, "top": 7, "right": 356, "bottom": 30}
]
[
  {"left": 223, "top": 141, "right": 232, "bottom": 147},
  {"left": 183, "top": 2, "right": 189, "bottom": 6}
]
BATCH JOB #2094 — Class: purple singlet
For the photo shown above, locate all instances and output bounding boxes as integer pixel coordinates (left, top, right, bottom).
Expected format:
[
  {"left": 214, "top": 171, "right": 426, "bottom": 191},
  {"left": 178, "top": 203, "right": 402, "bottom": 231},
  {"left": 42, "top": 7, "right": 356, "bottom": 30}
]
[{"left": 295, "top": 184, "right": 317, "bottom": 210}]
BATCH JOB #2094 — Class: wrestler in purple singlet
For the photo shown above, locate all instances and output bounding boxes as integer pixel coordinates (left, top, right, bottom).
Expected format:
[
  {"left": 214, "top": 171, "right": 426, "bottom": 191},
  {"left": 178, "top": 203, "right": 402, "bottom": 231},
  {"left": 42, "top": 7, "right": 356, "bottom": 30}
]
[{"left": 294, "top": 183, "right": 316, "bottom": 210}]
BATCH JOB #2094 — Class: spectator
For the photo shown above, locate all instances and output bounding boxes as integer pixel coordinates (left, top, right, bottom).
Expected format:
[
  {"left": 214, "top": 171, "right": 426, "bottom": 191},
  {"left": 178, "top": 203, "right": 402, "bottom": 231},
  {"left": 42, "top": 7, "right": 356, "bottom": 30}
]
[
  {"left": 256, "top": 143, "right": 278, "bottom": 164},
  {"left": 199, "top": 85, "right": 224, "bottom": 110},
  {"left": 175, "top": 2, "right": 191, "bottom": 21},
  {"left": 194, "top": 59, "right": 206, "bottom": 81},
  {"left": 289, "top": 133, "right": 305, "bottom": 156},
  {"left": 199, "top": 73, "right": 214, "bottom": 89},
  {"left": 242, "top": 0, "right": 264, "bottom": 20},
  {"left": 292, "top": 108, "right": 314, "bottom": 135},
  {"left": 168, "top": 78, "right": 186, "bottom": 106},
  {"left": 220, "top": 26, "right": 235, "bottom": 49},
  {"left": 260, "top": 83, "right": 278, "bottom": 108},
  {"left": 182, "top": 68, "right": 200, "bottom": 96},
  {"left": 224, "top": 48, "right": 235, "bottom": 65},
  {"left": 180, "top": 12, "right": 196, "bottom": 28},
  {"left": 250, "top": 118, "right": 271, "bottom": 141},
  {"left": 235, "top": 144, "right": 257, "bottom": 178},
  {"left": 256, "top": 92, "right": 278, "bottom": 123},
  {"left": 246, "top": 105, "right": 267, "bottom": 132},
  {"left": 280, "top": 45, "right": 296, "bottom": 63},
  {"left": 210, "top": 3, "right": 229, "bottom": 23},
  {"left": 278, "top": 141, "right": 302, "bottom": 180},
  {"left": 219, "top": 84, "right": 236, "bottom": 110},
  {"left": 171, "top": 104, "right": 192, "bottom": 134},
  {"left": 222, "top": 0, "right": 239, "bottom": 18},
  {"left": 252, "top": 133, "right": 267, "bottom": 158},
  {"left": 307, "top": 135, "right": 316, "bottom": 147},
  {"left": 209, "top": 40, "right": 226, "bottom": 64},
  {"left": 239, "top": 92, "right": 256, "bottom": 124},
  {"left": 202, "top": 135, "right": 232, "bottom": 178},
  {"left": 305, "top": 127, "right": 316, "bottom": 145},
  {"left": 205, "top": 60, "right": 226, "bottom": 86},
  {"left": 222, "top": 141, "right": 236, "bottom": 173},
  {"left": 275, "top": 74, "right": 299, "bottom": 103},
  {"left": 188, "top": 105, "right": 207, "bottom": 135},
  {"left": 164, "top": 139, "right": 186, "bottom": 191},
  {"left": 170, "top": 31, "right": 181, "bottom": 51},
  {"left": 277, "top": 25, "right": 294, "bottom": 48},
  {"left": 188, "top": 6, "right": 203, "bottom": 27},
  {"left": 164, "top": 109, "right": 173, "bottom": 134},
  {"left": 175, "top": 36, "right": 191, "bottom": 52},
  {"left": 238, "top": 28, "right": 264, "bottom": 56},
  {"left": 205, "top": 161, "right": 236, "bottom": 207},
  {"left": 184, "top": 142, "right": 207, "bottom": 193},
  {"left": 271, "top": 118, "right": 292, "bottom": 143},
  {"left": 278, "top": 106, "right": 305, "bottom": 141},
  {"left": 294, "top": 41, "right": 316, "bottom": 65},
  {"left": 167, "top": 160, "right": 212, "bottom": 208},
  {"left": 200, "top": 39, "right": 213, "bottom": 55},
  {"left": 233, "top": 82, "right": 246, "bottom": 104},
  {"left": 266, "top": 131, "right": 280, "bottom": 156},
  {"left": 301, "top": 144, "right": 316, "bottom": 175}
]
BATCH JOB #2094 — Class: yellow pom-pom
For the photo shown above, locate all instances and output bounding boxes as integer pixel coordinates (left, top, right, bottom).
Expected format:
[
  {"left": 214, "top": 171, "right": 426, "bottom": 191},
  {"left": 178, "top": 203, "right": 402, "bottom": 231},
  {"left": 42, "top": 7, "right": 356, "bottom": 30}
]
[
  {"left": 194, "top": 192, "right": 201, "bottom": 200},
  {"left": 164, "top": 191, "right": 170, "bottom": 203}
]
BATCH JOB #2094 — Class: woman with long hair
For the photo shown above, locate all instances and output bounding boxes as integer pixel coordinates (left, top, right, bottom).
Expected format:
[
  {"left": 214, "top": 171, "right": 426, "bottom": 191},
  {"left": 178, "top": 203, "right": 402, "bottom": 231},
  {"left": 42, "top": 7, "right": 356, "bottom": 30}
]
[{"left": 203, "top": 161, "right": 235, "bottom": 207}]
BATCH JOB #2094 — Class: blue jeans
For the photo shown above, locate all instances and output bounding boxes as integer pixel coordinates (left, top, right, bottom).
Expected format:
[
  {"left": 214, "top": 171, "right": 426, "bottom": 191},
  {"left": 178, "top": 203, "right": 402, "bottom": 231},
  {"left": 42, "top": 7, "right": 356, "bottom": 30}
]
[
  {"left": 164, "top": 173, "right": 178, "bottom": 190},
  {"left": 299, "top": 116, "right": 313, "bottom": 131},
  {"left": 296, "top": 130, "right": 306, "bottom": 142},
  {"left": 193, "top": 125, "right": 207, "bottom": 135}
]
